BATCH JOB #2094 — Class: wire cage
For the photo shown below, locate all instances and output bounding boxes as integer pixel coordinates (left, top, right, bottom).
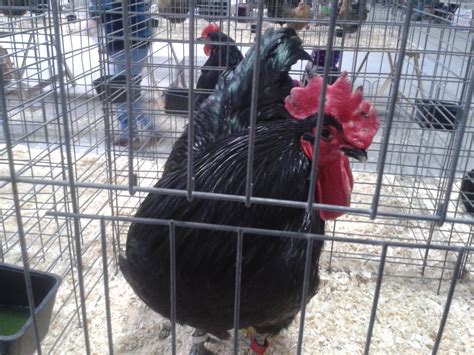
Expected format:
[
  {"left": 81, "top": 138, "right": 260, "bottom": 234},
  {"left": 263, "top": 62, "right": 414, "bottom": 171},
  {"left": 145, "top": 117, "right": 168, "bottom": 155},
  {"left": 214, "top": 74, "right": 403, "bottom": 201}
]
[{"left": 0, "top": 0, "right": 472, "bottom": 353}]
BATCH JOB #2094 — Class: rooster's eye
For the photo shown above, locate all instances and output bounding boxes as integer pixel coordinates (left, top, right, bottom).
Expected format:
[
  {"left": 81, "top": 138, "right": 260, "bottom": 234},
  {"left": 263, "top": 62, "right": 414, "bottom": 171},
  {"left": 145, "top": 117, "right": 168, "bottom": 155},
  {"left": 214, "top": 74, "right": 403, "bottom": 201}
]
[{"left": 321, "top": 128, "right": 332, "bottom": 141}]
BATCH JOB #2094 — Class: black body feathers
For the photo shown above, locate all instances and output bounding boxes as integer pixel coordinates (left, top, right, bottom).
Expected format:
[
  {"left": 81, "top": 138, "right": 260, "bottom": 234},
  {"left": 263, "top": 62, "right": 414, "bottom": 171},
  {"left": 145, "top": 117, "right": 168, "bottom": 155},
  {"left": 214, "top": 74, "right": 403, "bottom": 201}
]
[
  {"left": 119, "top": 26, "right": 323, "bottom": 339},
  {"left": 120, "top": 117, "right": 324, "bottom": 337}
]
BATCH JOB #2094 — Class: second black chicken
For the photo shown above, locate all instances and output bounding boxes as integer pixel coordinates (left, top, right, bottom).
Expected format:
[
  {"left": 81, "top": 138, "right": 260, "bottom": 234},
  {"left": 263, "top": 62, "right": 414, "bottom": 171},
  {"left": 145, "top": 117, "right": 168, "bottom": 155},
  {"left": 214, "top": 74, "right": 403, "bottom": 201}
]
[{"left": 194, "top": 24, "right": 243, "bottom": 110}]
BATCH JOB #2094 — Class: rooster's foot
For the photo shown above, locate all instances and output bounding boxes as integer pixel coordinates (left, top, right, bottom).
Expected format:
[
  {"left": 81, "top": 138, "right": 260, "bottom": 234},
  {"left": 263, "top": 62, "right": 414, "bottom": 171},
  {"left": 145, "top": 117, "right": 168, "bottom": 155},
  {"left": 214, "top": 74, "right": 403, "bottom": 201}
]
[
  {"left": 189, "top": 343, "right": 213, "bottom": 355},
  {"left": 249, "top": 333, "right": 269, "bottom": 354},
  {"left": 190, "top": 329, "right": 212, "bottom": 355}
]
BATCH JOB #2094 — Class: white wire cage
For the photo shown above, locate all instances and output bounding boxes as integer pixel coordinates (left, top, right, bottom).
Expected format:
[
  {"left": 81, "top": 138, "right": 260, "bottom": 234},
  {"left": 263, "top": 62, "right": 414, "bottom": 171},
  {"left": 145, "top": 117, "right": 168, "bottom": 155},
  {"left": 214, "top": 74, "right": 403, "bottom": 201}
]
[{"left": 0, "top": 0, "right": 473, "bottom": 353}]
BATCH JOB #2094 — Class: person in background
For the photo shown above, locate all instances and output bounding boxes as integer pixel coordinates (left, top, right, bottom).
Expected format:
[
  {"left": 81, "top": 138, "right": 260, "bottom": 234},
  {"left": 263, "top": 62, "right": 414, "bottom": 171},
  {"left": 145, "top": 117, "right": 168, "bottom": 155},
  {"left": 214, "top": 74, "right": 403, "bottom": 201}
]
[
  {"left": 413, "top": 0, "right": 438, "bottom": 21},
  {"left": 89, "top": 0, "right": 160, "bottom": 148}
]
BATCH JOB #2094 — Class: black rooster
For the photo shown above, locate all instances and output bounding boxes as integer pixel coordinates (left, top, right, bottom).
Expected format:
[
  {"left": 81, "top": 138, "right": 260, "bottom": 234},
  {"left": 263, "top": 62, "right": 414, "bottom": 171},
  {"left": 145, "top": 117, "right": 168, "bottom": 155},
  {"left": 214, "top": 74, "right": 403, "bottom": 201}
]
[
  {"left": 120, "top": 74, "right": 379, "bottom": 351},
  {"left": 121, "top": 28, "right": 319, "bottom": 354},
  {"left": 194, "top": 24, "right": 244, "bottom": 110},
  {"left": 121, "top": 117, "right": 326, "bottom": 354},
  {"left": 120, "top": 32, "right": 379, "bottom": 353},
  {"left": 163, "top": 27, "right": 311, "bottom": 175}
]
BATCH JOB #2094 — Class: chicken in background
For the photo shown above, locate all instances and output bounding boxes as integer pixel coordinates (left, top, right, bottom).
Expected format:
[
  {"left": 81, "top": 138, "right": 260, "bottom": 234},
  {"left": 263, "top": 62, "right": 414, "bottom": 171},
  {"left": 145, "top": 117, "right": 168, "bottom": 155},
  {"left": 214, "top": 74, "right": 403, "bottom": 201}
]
[
  {"left": 157, "top": 0, "right": 189, "bottom": 23},
  {"left": 162, "top": 27, "right": 310, "bottom": 175},
  {"left": 336, "top": 0, "right": 369, "bottom": 37},
  {"left": 285, "top": 0, "right": 313, "bottom": 30},
  {"left": 194, "top": 24, "right": 244, "bottom": 110},
  {"left": 119, "top": 27, "right": 379, "bottom": 353},
  {"left": 265, "top": 0, "right": 312, "bottom": 30}
]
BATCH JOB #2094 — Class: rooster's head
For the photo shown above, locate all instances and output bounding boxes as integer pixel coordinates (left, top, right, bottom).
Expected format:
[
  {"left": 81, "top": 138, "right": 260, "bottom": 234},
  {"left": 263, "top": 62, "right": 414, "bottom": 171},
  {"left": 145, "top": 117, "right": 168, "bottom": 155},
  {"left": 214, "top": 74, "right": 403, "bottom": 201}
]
[
  {"left": 200, "top": 23, "right": 221, "bottom": 56},
  {"left": 285, "top": 72, "right": 379, "bottom": 220}
]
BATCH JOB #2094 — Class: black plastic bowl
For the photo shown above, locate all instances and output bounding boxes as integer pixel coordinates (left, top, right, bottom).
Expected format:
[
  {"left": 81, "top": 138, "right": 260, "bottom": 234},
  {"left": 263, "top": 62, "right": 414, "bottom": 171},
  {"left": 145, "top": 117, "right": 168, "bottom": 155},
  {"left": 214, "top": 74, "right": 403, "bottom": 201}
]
[
  {"left": 164, "top": 87, "right": 189, "bottom": 115},
  {"left": 460, "top": 169, "right": 473, "bottom": 214},
  {"left": 414, "top": 99, "right": 459, "bottom": 131},
  {"left": 0, "top": 263, "right": 61, "bottom": 355},
  {"left": 93, "top": 75, "right": 142, "bottom": 104},
  {"left": 237, "top": 4, "right": 250, "bottom": 23},
  {"left": 66, "top": 13, "right": 76, "bottom": 22},
  {"left": 151, "top": 18, "right": 159, "bottom": 28}
]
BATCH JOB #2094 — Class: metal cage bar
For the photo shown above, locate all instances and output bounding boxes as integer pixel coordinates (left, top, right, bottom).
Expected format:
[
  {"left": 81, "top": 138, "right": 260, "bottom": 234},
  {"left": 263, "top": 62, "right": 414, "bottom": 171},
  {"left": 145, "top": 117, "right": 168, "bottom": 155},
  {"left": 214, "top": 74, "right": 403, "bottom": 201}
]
[{"left": 0, "top": 0, "right": 472, "bottom": 353}]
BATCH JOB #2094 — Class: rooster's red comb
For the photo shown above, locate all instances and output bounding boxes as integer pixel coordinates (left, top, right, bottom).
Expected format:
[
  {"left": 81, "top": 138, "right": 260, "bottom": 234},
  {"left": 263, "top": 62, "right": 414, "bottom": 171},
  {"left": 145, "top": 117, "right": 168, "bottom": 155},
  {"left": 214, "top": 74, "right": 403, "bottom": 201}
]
[
  {"left": 201, "top": 23, "right": 220, "bottom": 37},
  {"left": 285, "top": 72, "right": 379, "bottom": 149}
]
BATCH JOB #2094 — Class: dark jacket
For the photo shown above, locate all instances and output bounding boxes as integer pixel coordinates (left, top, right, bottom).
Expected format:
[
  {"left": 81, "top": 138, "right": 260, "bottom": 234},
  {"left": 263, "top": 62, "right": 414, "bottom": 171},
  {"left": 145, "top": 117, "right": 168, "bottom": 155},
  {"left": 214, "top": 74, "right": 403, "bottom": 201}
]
[{"left": 89, "top": 0, "right": 152, "bottom": 52}]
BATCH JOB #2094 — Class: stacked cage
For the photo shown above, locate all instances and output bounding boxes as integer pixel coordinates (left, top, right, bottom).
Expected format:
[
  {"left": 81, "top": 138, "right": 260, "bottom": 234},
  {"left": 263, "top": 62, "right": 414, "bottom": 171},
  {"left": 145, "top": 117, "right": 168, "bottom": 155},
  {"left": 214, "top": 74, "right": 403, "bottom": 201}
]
[{"left": 0, "top": 0, "right": 472, "bottom": 353}]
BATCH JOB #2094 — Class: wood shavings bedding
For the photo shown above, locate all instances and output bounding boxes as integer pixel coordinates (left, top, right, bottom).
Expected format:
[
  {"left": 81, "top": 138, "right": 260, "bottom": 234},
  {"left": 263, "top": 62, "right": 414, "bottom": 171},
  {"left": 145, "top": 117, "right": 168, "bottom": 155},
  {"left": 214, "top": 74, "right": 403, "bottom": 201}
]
[{"left": 44, "top": 259, "right": 473, "bottom": 354}]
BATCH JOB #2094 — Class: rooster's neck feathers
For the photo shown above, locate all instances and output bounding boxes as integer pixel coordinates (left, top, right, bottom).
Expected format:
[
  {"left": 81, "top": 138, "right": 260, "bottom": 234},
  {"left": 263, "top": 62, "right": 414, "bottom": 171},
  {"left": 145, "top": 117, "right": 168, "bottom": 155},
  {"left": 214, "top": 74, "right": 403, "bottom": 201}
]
[{"left": 198, "top": 27, "right": 311, "bottom": 145}]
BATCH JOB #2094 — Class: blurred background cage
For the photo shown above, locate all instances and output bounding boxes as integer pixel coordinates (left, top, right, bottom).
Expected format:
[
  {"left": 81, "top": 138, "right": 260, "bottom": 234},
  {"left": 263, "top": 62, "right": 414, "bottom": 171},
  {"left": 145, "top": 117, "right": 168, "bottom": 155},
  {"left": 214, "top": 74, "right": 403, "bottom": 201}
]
[{"left": 0, "top": 0, "right": 473, "bottom": 353}]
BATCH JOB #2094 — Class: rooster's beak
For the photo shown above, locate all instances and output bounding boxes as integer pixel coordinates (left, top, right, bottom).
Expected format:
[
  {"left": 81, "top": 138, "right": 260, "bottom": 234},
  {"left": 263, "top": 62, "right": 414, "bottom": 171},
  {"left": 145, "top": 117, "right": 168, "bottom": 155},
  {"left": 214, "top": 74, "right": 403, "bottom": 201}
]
[{"left": 341, "top": 147, "right": 368, "bottom": 163}]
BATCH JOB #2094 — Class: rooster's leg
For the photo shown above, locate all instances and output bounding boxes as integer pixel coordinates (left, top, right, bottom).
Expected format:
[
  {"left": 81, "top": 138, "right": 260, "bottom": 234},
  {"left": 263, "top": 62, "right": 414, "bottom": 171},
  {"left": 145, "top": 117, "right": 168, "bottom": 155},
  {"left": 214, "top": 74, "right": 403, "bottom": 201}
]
[
  {"left": 249, "top": 332, "right": 270, "bottom": 354},
  {"left": 250, "top": 317, "right": 294, "bottom": 354},
  {"left": 189, "top": 329, "right": 212, "bottom": 355}
]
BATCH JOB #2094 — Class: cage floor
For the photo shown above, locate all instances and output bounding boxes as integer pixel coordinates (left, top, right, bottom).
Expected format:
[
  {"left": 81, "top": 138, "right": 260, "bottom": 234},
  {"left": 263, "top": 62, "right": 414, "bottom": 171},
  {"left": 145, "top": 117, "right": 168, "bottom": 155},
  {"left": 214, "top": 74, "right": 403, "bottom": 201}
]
[{"left": 40, "top": 253, "right": 474, "bottom": 354}]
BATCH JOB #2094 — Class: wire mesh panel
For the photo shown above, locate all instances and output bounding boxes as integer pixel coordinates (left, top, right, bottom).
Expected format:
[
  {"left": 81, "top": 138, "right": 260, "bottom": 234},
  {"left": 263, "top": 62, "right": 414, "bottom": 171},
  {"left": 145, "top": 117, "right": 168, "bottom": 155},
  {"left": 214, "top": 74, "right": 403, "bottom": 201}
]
[{"left": 0, "top": 0, "right": 473, "bottom": 353}]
